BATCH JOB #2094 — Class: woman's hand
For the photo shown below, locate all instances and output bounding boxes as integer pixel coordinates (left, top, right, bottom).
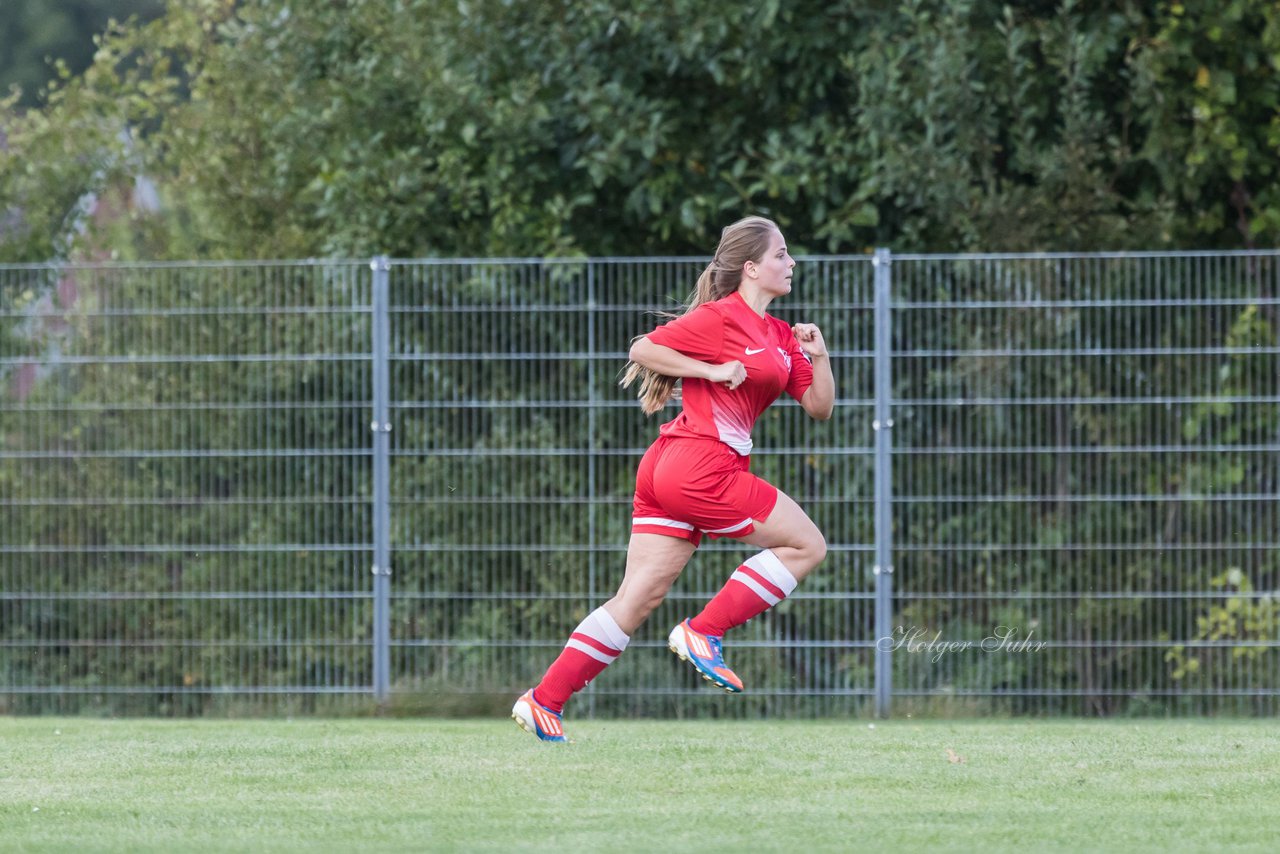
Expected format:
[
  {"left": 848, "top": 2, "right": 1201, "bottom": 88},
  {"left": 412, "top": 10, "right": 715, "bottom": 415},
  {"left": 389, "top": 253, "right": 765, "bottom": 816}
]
[
  {"left": 706, "top": 360, "right": 747, "bottom": 390},
  {"left": 628, "top": 338, "right": 747, "bottom": 390},
  {"left": 791, "top": 323, "right": 828, "bottom": 358},
  {"left": 793, "top": 323, "right": 835, "bottom": 420}
]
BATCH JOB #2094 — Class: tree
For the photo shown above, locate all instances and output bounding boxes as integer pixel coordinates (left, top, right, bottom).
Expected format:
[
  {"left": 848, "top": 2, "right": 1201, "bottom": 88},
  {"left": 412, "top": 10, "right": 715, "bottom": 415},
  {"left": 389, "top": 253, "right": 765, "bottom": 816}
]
[
  {"left": 3, "top": 0, "right": 1279, "bottom": 263},
  {"left": 1132, "top": 0, "right": 1280, "bottom": 246},
  {"left": 0, "top": 0, "right": 164, "bottom": 107}
]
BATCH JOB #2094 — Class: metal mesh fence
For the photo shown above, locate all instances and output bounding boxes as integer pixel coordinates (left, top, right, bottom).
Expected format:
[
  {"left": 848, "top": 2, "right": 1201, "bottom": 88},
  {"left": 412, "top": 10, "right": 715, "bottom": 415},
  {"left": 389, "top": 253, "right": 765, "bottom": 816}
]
[
  {"left": 889, "top": 253, "right": 1280, "bottom": 715},
  {"left": 0, "top": 262, "right": 374, "bottom": 714},
  {"left": 1, "top": 252, "right": 1276, "bottom": 716}
]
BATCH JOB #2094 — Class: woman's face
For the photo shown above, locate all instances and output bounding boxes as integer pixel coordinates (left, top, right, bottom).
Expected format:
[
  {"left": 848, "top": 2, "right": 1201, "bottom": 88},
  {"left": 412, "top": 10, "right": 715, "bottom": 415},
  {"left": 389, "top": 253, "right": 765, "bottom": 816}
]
[{"left": 749, "top": 229, "right": 795, "bottom": 296}]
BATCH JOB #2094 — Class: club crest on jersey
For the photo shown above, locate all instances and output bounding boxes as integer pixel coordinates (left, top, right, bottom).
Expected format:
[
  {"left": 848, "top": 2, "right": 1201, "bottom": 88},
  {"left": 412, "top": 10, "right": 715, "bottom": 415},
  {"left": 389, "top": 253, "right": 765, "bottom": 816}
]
[{"left": 777, "top": 347, "right": 792, "bottom": 371}]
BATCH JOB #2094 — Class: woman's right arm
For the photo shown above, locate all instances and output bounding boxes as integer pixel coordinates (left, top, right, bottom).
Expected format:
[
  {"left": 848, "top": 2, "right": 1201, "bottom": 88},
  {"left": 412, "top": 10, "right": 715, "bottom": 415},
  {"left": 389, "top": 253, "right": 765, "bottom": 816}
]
[{"left": 629, "top": 337, "right": 747, "bottom": 389}]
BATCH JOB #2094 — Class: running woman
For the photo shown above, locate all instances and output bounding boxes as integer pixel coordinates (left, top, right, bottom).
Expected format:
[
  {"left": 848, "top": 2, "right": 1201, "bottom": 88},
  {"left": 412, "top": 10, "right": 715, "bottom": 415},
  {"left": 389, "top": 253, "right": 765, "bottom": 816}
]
[{"left": 513, "top": 216, "right": 834, "bottom": 741}]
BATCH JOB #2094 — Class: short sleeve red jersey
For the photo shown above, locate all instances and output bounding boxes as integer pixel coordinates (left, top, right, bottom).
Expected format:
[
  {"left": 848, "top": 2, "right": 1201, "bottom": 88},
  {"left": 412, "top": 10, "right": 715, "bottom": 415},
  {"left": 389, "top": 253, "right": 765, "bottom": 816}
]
[{"left": 644, "top": 291, "right": 814, "bottom": 455}]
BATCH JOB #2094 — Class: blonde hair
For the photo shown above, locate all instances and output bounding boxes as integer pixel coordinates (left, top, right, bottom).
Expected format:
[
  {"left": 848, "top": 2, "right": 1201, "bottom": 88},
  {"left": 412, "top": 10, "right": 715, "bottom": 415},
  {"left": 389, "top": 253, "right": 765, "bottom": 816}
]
[{"left": 620, "top": 216, "right": 780, "bottom": 415}]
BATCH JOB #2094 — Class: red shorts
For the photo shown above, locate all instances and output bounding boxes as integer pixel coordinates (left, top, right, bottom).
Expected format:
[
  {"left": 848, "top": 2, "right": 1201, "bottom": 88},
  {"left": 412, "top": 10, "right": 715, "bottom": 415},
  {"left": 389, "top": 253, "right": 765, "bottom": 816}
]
[{"left": 631, "top": 435, "right": 779, "bottom": 546}]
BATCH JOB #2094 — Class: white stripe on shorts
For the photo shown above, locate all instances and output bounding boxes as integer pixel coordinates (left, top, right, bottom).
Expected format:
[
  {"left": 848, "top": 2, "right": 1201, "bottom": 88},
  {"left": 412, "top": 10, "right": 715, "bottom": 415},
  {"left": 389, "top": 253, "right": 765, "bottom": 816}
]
[
  {"left": 632, "top": 516, "right": 695, "bottom": 531},
  {"left": 703, "top": 518, "right": 753, "bottom": 535}
]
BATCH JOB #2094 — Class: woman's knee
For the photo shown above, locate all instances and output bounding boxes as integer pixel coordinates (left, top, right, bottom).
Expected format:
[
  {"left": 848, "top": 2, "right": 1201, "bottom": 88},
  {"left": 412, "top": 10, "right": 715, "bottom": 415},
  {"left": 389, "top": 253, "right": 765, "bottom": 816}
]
[
  {"left": 792, "top": 529, "right": 826, "bottom": 571},
  {"left": 626, "top": 577, "right": 669, "bottom": 607},
  {"left": 607, "top": 585, "right": 668, "bottom": 633},
  {"left": 808, "top": 531, "right": 828, "bottom": 567},
  {"left": 615, "top": 573, "right": 664, "bottom": 605}
]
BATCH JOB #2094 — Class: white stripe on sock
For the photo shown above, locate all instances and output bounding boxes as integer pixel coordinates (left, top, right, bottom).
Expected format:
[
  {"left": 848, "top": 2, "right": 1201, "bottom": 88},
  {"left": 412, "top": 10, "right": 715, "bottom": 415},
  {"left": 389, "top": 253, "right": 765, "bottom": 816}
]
[
  {"left": 730, "top": 569, "right": 782, "bottom": 606},
  {"left": 566, "top": 638, "right": 617, "bottom": 664},
  {"left": 587, "top": 607, "right": 631, "bottom": 651},
  {"left": 744, "top": 549, "right": 798, "bottom": 597}
]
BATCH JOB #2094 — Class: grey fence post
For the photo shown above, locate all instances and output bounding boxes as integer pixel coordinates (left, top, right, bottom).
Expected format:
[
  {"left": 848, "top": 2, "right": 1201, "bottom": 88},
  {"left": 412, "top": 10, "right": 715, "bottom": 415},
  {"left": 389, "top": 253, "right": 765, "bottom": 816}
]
[
  {"left": 586, "top": 261, "right": 599, "bottom": 718},
  {"left": 872, "top": 248, "right": 894, "bottom": 718},
  {"left": 370, "top": 256, "right": 392, "bottom": 703}
]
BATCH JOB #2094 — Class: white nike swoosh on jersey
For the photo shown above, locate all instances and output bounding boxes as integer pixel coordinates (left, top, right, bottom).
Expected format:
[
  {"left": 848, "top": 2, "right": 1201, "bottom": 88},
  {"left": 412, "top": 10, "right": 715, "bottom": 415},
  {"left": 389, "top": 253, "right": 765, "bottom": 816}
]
[{"left": 744, "top": 347, "right": 766, "bottom": 355}]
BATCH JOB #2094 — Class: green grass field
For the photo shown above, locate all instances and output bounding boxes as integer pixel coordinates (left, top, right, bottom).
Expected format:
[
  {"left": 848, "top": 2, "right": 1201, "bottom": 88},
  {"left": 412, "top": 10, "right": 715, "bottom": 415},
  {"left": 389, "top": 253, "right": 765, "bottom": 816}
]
[{"left": 2, "top": 717, "right": 1277, "bottom": 852}]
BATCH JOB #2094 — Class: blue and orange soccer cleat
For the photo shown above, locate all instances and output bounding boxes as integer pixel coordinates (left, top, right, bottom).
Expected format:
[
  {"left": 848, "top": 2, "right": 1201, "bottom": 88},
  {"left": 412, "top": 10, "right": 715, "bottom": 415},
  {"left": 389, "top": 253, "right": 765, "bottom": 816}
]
[
  {"left": 511, "top": 689, "right": 569, "bottom": 743},
  {"left": 668, "top": 619, "right": 744, "bottom": 693}
]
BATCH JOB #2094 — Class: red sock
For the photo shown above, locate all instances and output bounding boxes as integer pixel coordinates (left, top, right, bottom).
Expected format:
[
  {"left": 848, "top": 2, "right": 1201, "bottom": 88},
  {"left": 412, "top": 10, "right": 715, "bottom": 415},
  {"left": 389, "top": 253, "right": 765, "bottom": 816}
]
[
  {"left": 688, "top": 550, "right": 799, "bottom": 637},
  {"left": 533, "top": 606, "right": 629, "bottom": 713}
]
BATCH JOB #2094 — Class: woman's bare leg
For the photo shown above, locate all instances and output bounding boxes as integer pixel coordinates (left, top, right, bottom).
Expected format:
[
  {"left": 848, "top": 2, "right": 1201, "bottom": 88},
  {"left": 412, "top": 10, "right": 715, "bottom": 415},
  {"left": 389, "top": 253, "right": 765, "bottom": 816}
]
[
  {"left": 738, "top": 489, "right": 827, "bottom": 581},
  {"left": 603, "top": 533, "right": 697, "bottom": 634}
]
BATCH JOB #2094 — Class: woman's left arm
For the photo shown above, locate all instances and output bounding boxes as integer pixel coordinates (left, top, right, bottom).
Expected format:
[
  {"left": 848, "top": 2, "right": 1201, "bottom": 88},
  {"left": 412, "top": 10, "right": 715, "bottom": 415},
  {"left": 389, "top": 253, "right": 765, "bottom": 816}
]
[{"left": 792, "top": 323, "right": 834, "bottom": 421}]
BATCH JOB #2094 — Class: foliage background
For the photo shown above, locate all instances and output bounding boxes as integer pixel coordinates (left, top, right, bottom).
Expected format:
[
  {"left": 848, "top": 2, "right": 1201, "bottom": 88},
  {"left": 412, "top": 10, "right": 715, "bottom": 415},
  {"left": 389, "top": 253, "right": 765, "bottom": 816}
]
[
  {"left": 0, "top": 0, "right": 164, "bottom": 108},
  {"left": 2, "top": 0, "right": 1280, "bottom": 262}
]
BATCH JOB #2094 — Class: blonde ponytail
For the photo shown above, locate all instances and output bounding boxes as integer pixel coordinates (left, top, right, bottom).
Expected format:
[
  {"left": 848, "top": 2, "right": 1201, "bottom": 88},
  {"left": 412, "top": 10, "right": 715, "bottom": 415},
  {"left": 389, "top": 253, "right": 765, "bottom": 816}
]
[{"left": 620, "top": 216, "right": 779, "bottom": 415}]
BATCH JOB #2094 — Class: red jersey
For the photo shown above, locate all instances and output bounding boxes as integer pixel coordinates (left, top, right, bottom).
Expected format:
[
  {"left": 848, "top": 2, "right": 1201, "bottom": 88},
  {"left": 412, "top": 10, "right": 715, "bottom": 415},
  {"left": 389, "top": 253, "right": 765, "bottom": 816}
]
[{"left": 643, "top": 291, "right": 814, "bottom": 456}]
